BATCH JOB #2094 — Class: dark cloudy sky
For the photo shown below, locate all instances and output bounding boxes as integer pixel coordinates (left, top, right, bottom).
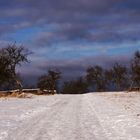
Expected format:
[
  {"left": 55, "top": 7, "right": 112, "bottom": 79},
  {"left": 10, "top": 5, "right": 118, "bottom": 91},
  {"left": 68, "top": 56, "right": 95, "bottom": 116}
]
[{"left": 0, "top": 0, "right": 140, "bottom": 85}]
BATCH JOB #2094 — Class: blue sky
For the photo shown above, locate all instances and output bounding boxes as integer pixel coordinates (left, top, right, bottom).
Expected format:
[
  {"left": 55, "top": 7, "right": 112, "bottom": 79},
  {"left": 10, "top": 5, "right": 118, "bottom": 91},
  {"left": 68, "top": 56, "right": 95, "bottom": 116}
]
[{"left": 0, "top": 0, "right": 140, "bottom": 85}]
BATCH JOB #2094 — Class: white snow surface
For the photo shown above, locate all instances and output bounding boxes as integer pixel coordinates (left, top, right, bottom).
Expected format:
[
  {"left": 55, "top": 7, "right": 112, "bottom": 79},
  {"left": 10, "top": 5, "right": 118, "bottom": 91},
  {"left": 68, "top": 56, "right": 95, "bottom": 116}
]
[{"left": 0, "top": 92, "right": 140, "bottom": 140}]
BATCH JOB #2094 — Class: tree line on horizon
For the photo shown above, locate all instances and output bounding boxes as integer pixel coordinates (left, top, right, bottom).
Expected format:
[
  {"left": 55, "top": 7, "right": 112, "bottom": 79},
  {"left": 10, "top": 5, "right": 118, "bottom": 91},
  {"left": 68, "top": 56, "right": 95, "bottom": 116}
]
[
  {"left": 37, "top": 50, "right": 140, "bottom": 94},
  {"left": 0, "top": 44, "right": 140, "bottom": 94}
]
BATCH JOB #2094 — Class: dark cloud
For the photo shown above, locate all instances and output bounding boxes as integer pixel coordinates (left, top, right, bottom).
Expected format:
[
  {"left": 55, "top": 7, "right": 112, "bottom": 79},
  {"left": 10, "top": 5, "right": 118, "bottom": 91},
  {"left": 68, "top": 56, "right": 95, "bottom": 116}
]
[
  {"left": 19, "top": 53, "right": 132, "bottom": 86},
  {"left": 37, "top": 54, "right": 131, "bottom": 78},
  {"left": 34, "top": 23, "right": 140, "bottom": 46},
  {"left": 0, "top": 0, "right": 140, "bottom": 44}
]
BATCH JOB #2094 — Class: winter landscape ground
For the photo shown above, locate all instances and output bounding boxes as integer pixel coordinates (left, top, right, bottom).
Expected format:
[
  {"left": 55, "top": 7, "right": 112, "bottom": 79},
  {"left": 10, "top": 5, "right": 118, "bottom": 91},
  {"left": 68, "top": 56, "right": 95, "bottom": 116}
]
[{"left": 0, "top": 92, "right": 140, "bottom": 140}]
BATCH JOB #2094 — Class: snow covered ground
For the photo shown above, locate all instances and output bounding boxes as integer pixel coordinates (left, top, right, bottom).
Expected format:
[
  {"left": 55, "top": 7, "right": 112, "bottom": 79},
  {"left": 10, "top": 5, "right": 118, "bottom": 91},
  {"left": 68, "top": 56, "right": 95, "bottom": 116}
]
[{"left": 0, "top": 92, "right": 140, "bottom": 140}]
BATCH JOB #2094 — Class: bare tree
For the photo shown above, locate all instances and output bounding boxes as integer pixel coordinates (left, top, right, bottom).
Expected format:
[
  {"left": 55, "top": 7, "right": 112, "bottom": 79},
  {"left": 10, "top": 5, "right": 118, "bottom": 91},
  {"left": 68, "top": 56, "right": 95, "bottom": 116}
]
[
  {"left": 0, "top": 43, "right": 30, "bottom": 92},
  {"left": 111, "top": 63, "right": 128, "bottom": 91},
  {"left": 86, "top": 65, "right": 106, "bottom": 91},
  {"left": 47, "top": 70, "right": 61, "bottom": 94},
  {"left": 0, "top": 52, "right": 11, "bottom": 87},
  {"left": 37, "top": 74, "right": 52, "bottom": 90},
  {"left": 131, "top": 51, "right": 140, "bottom": 87},
  {"left": 104, "top": 69, "right": 114, "bottom": 90},
  {"left": 38, "top": 69, "right": 61, "bottom": 94}
]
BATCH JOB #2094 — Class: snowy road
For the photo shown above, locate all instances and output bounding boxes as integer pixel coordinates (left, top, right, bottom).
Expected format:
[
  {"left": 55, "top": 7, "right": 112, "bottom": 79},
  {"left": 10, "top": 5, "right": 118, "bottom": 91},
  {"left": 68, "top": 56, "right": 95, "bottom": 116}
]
[{"left": 0, "top": 92, "right": 140, "bottom": 140}]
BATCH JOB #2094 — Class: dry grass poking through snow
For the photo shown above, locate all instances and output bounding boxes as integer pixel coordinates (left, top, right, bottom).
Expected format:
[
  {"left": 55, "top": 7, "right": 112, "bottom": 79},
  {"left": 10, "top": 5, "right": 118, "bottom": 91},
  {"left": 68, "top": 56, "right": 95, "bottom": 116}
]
[
  {"left": 103, "top": 91, "right": 140, "bottom": 117},
  {"left": 0, "top": 92, "right": 34, "bottom": 99}
]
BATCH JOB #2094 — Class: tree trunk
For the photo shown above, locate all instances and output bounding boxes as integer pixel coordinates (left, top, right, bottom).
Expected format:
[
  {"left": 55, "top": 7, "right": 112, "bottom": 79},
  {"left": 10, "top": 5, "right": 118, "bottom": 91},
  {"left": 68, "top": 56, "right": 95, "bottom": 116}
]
[
  {"left": 12, "top": 67, "right": 23, "bottom": 94},
  {"left": 51, "top": 82, "right": 55, "bottom": 95},
  {"left": 15, "top": 78, "right": 23, "bottom": 94}
]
